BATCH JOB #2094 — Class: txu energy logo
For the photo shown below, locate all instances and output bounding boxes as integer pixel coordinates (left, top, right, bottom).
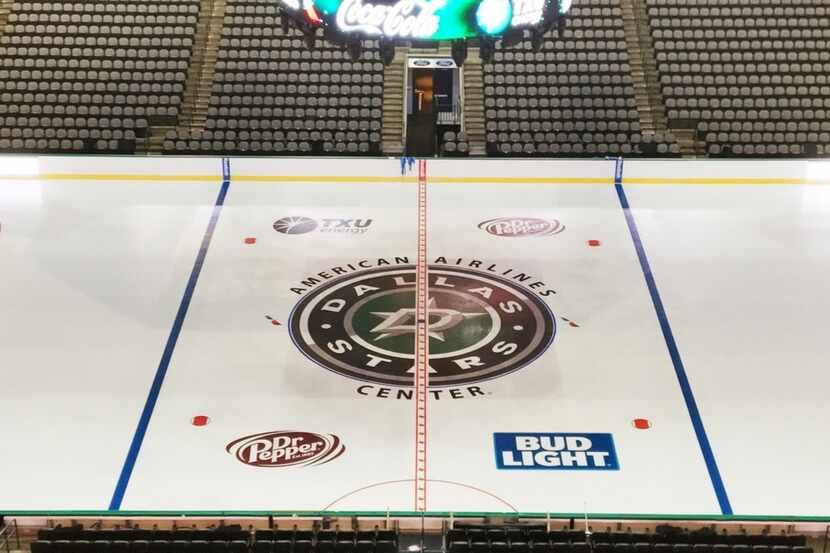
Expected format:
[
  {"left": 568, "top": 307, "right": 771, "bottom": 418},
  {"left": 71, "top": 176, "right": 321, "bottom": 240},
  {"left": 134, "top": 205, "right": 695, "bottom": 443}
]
[{"left": 289, "top": 266, "right": 556, "bottom": 387}]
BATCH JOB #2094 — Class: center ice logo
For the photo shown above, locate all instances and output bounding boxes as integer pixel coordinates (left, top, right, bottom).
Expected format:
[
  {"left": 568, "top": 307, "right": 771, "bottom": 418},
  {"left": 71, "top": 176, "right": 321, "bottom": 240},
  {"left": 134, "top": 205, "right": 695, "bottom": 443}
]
[
  {"left": 226, "top": 431, "right": 345, "bottom": 468},
  {"left": 288, "top": 266, "right": 556, "bottom": 387}
]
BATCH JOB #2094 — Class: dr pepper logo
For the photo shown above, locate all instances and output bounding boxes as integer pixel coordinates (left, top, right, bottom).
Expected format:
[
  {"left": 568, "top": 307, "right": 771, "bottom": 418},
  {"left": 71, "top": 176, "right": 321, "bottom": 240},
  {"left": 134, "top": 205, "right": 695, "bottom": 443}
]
[
  {"left": 479, "top": 217, "right": 565, "bottom": 238},
  {"left": 226, "top": 431, "right": 345, "bottom": 468}
]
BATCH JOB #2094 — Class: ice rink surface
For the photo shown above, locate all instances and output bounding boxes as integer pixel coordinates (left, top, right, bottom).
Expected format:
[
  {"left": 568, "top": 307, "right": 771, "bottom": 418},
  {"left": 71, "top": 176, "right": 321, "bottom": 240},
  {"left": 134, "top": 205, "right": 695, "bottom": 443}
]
[{"left": 0, "top": 156, "right": 828, "bottom": 517}]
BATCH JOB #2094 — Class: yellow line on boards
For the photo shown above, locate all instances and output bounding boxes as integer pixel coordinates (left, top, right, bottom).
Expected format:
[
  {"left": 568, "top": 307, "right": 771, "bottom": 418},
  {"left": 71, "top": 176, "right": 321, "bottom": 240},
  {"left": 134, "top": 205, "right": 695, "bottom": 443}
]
[
  {"left": 427, "top": 177, "right": 613, "bottom": 184},
  {"left": 623, "top": 177, "right": 824, "bottom": 185},
  {"left": 232, "top": 175, "right": 419, "bottom": 183}
]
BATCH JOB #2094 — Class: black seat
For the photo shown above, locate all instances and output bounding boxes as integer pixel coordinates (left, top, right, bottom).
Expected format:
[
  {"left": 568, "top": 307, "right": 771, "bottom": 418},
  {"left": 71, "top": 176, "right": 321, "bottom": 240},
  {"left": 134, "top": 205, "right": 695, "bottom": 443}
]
[
  {"left": 254, "top": 542, "right": 273, "bottom": 553},
  {"left": 229, "top": 542, "right": 247, "bottom": 553},
  {"left": 132, "top": 541, "right": 150, "bottom": 553},
  {"left": 274, "top": 541, "right": 292, "bottom": 553},
  {"left": 528, "top": 532, "right": 547, "bottom": 545},
  {"left": 112, "top": 542, "right": 131, "bottom": 553},
  {"left": 170, "top": 541, "right": 190, "bottom": 553},
  {"left": 76, "top": 542, "right": 95, "bottom": 553},
  {"left": 149, "top": 542, "right": 169, "bottom": 553},
  {"left": 448, "top": 531, "right": 467, "bottom": 543},
  {"left": 467, "top": 531, "right": 487, "bottom": 544},
  {"left": 256, "top": 532, "right": 275, "bottom": 542},
  {"left": 33, "top": 541, "right": 53, "bottom": 553},
  {"left": 654, "top": 545, "right": 673, "bottom": 553},
  {"left": 375, "top": 542, "right": 395, "bottom": 553},
  {"left": 530, "top": 543, "right": 550, "bottom": 553},
  {"left": 489, "top": 530, "right": 508, "bottom": 542},
  {"left": 450, "top": 542, "right": 469, "bottom": 553},
  {"left": 512, "top": 543, "right": 530, "bottom": 553},
  {"left": 295, "top": 541, "right": 313, "bottom": 553},
  {"left": 355, "top": 541, "right": 374, "bottom": 553},
  {"left": 492, "top": 542, "right": 509, "bottom": 553},
  {"left": 570, "top": 543, "right": 590, "bottom": 553},
  {"left": 506, "top": 531, "right": 527, "bottom": 544},
  {"left": 208, "top": 542, "right": 228, "bottom": 553},
  {"left": 317, "top": 541, "right": 335, "bottom": 553},
  {"left": 334, "top": 543, "right": 353, "bottom": 553}
]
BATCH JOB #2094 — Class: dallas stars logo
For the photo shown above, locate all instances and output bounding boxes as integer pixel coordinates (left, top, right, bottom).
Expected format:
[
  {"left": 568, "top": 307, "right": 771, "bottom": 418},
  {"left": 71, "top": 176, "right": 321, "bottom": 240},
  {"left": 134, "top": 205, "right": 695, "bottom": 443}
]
[
  {"left": 371, "top": 297, "right": 486, "bottom": 342},
  {"left": 289, "top": 265, "right": 556, "bottom": 387}
]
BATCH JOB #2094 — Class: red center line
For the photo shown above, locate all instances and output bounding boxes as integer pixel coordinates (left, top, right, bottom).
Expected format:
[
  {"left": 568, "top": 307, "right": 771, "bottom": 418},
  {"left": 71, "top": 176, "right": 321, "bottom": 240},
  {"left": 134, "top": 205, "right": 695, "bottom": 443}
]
[{"left": 414, "top": 158, "right": 429, "bottom": 512}]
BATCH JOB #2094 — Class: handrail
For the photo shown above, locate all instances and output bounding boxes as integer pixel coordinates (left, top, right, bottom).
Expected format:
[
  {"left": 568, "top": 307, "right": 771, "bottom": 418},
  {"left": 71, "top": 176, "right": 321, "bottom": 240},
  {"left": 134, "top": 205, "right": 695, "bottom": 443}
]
[{"left": 0, "top": 518, "right": 20, "bottom": 553}]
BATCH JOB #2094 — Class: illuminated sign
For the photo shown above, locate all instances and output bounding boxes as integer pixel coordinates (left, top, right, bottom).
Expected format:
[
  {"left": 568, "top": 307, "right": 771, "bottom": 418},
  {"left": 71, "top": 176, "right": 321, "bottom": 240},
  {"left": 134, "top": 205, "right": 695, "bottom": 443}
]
[{"left": 279, "top": 0, "right": 570, "bottom": 41}]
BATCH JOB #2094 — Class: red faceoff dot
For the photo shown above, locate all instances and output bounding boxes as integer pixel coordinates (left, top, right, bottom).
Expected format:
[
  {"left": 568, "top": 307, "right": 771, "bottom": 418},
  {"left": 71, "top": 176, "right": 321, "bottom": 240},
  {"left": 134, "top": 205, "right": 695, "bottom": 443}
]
[
  {"left": 633, "top": 418, "right": 651, "bottom": 430},
  {"left": 191, "top": 415, "right": 210, "bottom": 427},
  {"left": 244, "top": 237, "right": 257, "bottom": 244},
  {"left": 588, "top": 239, "right": 601, "bottom": 247}
]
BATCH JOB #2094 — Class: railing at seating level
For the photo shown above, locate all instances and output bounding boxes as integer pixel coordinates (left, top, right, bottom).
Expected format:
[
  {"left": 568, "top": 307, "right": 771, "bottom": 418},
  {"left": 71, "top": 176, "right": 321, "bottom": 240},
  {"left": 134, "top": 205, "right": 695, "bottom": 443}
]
[{"left": 0, "top": 519, "right": 21, "bottom": 553}]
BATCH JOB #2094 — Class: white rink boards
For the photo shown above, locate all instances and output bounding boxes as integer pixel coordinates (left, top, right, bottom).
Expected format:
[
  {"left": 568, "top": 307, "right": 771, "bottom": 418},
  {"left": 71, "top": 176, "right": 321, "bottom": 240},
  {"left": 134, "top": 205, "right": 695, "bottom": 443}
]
[{"left": 0, "top": 156, "right": 829, "bottom": 518}]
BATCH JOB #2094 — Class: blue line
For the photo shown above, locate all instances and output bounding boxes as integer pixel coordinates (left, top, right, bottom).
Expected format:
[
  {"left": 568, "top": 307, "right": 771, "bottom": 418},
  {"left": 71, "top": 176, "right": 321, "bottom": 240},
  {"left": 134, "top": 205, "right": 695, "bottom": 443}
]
[
  {"left": 613, "top": 158, "right": 733, "bottom": 515},
  {"left": 109, "top": 158, "right": 232, "bottom": 510}
]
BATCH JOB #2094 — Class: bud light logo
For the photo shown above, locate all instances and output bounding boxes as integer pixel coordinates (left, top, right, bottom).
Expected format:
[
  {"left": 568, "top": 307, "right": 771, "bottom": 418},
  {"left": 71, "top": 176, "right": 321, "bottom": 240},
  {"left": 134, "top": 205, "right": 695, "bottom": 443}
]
[
  {"left": 479, "top": 217, "right": 565, "bottom": 237},
  {"left": 227, "top": 431, "right": 345, "bottom": 468},
  {"left": 494, "top": 432, "right": 618, "bottom": 470}
]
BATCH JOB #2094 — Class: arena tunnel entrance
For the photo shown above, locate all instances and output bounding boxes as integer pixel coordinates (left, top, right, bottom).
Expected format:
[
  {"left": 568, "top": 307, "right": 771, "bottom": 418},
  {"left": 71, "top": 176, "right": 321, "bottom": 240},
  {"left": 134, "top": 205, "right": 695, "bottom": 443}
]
[{"left": 405, "top": 58, "right": 460, "bottom": 157}]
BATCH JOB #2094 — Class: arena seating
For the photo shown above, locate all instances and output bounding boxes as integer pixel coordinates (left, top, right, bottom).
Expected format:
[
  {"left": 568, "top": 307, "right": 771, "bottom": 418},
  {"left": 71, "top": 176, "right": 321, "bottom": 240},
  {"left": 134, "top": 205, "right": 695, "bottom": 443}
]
[
  {"left": 31, "top": 526, "right": 398, "bottom": 553},
  {"left": 0, "top": 0, "right": 198, "bottom": 154},
  {"left": 482, "top": 0, "right": 680, "bottom": 157},
  {"left": 0, "top": 0, "right": 828, "bottom": 157},
  {"left": 445, "top": 527, "right": 811, "bottom": 553},
  {"left": 440, "top": 131, "right": 471, "bottom": 156},
  {"left": 162, "top": 0, "right": 384, "bottom": 156},
  {"left": 646, "top": 0, "right": 830, "bottom": 156}
]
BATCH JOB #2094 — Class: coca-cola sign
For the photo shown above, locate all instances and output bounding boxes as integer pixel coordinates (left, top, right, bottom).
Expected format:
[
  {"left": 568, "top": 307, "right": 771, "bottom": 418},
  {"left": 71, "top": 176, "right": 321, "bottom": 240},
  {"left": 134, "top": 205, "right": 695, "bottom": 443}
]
[
  {"left": 335, "top": 0, "right": 442, "bottom": 39},
  {"left": 272, "top": 0, "right": 571, "bottom": 42},
  {"left": 478, "top": 217, "right": 565, "bottom": 237},
  {"left": 227, "top": 431, "right": 345, "bottom": 468}
]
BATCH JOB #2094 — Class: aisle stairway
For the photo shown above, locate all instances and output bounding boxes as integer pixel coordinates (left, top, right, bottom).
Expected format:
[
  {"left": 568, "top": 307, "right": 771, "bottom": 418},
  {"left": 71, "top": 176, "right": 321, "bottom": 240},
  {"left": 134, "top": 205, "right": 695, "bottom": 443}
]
[
  {"left": 619, "top": 0, "right": 667, "bottom": 137},
  {"left": 381, "top": 47, "right": 408, "bottom": 155},
  {"left": 462, "top": 48, "right": 486, "bottom": 156},
  {"left": 142, "top": 0, "right": 227, "bottom": 154}
]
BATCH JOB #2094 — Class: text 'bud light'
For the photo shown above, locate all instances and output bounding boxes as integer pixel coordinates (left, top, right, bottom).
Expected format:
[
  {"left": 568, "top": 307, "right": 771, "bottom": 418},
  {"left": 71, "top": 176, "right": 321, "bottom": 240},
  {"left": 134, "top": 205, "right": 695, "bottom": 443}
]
[{"left": 493, "top": 432, "right": 619, "bottom": 470}]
